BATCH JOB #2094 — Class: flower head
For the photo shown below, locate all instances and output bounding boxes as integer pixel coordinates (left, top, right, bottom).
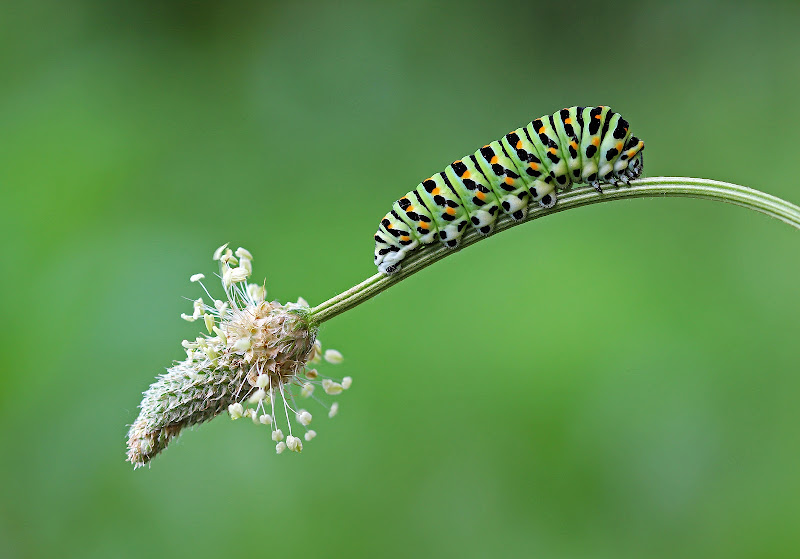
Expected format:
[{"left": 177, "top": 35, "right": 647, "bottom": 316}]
[{"left": 126, "top": 245, "right": 351, "bottom": 468}]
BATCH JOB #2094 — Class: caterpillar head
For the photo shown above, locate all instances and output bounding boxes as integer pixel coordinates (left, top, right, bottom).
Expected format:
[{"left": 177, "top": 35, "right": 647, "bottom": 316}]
[{"left": 374, "top": 243, "right": 403, "bottom": 275}]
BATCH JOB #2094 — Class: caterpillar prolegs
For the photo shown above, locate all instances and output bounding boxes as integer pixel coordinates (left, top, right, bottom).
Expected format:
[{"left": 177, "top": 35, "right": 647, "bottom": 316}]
[{"left": 373, "top": 106, "right": 645, "bottom": 274}]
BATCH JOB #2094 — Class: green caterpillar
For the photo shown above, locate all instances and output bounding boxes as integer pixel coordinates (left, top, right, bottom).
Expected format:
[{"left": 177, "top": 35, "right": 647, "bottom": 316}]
[{"left": 373, "top": 106, "right": 645, "bottom": 274}]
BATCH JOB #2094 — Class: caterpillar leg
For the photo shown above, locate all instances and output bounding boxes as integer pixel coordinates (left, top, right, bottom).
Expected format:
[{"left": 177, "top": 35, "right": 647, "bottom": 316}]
[
  {"left": 590, "top": 180, "right": 603, "bottom": 193},
  {"left": 500, "top": 192, "right": 529, "bottom": 221},
  {"left": 538, "top": 191, "right": 557, "bottom": 209},
  {"left": 469, "top": 208, "right": 497, "bottom": 235}
]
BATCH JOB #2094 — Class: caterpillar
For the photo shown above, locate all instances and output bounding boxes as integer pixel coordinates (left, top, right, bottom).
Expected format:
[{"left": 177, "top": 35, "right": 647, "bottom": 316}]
[{"left": 373, "top": 106, "right": 645, "bottom": 274}]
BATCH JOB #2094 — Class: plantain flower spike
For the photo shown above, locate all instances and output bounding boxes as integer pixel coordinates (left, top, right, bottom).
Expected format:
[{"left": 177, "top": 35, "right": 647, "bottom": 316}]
[{"left": 126, "top": 245, "right": 351, "bottom": 468}]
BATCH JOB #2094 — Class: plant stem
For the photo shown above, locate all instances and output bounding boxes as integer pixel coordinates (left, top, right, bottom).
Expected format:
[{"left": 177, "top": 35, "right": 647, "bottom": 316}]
[{"left": 307, "top": 177, "right": 800, "bottom": 325}]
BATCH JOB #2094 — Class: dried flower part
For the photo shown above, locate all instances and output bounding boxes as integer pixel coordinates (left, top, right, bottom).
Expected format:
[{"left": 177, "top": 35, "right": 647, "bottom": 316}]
[{"left": 127, "top": 245, "right": 351, "bottom": 468}]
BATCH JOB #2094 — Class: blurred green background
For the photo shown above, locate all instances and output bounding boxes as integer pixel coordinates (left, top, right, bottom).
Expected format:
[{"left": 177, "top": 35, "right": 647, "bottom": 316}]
[{"left": 2, "top": 0, "right": 800, "bottom": 557}]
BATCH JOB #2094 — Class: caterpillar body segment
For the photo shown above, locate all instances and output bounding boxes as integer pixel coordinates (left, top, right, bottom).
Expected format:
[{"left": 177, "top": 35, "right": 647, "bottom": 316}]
[
  {"left": 578, "top": 105, "right": 609, "bottom": 186},
  {"left": 393, "top": 194, "right": 438, "bottom": 244},
  {"left": 551, "top": 106, "right": 584, "bottom": 183},
  {"left": 597, "top": 111, "right": 632, "bottom": 183},
  {"left": 529, "top": 114, "right": 571, "bottom": 189},
  {"left": 444, "top": 160, "right": 501, "bottom": 236},
  {"left": 498, "top": 129, "right": 554, "bottom": 209},
  {"left": 416, "top": 173, "right": 470, "bottom": 248},
  {"left": 374, "top": 105, "right": 645, "bottom": 274},
  {"left": 474, "top": 142, "right": 533, "bottom": 220}
]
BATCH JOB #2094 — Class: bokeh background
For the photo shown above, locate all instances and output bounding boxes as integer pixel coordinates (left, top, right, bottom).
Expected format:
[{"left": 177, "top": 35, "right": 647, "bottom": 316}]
[{"left": 3, "top": 1, "right": 800, "bottom": 557}]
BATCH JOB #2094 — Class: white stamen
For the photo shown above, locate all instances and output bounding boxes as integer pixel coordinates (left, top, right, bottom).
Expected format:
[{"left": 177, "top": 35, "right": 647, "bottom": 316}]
[
  {"left": 256, "top": 374, "right": 269, "bottom": 389},
  {"left": 228, "top": 403, "right": 244, "bottom": 419},
  {"left": 213, "top": 243, "right": 229, "bottom": 261},
  {"left": 233, "top": 265, "right": 248, "bottom": 281},
  {"left": 310, "top": 340, "right": 322, "bottom": 363},
  {"left": 322, "top": 379, "right": 343, "bottom": 395},
  {"left": 259, "top": 414, "right": 272, "bottom": 425},
  {"left": 248, "top": 389, "right": 267, "bottom": 404},
  {"left": 224, "top": 266, "right": 249, "bottom": 286},
  {"left": 203, "top": 314, "right": 215, "bottom": 334},
  {"left": 212, "top": 326, "right": 227, "bottom": 345},
  {"left": 328, "top": 402, "right": 339, "bottom": 418},
  {"left": 192, "top": 298, "right": 204, "bottom": 320},
  {"left": 341, "top": 376, "right": 352, "bottom": 390},
  {"left": 235, "top": 247, "right": 253, "bottom": 260},
  {"left": 247, "top": 283, "right": 266, "bottom": 302},
  {"left": 181, "top": 313, "right": 196, "bottom": 322},
  {"left": 272, "top": 429, "right": 284, "bottom": 442},
  {"left": 275, "top": 441, "right": 287, "bottom": 454},
  {"left": 304, "top": 430, "right": 317, "bottom": 441},
  {"left": 286, "top": 436, "right": 303, "bottom": 452},
  {"left": 301, "top": 383, "right": 314, "bottom": 397},
  {"left": 324, "top": 349, "right": 344, "bottom": 364},
  {"left": 239, "top": 257, "right": 252, "bottom": 275},
  {"left": 296, "top": 410, "right": 312, "bottom": 426},
  {"left": 190, "top": 273, "right": 205, "bottom": 282},
  {"left": 233, "top": 337, "right": 251, "bottom": 352}
]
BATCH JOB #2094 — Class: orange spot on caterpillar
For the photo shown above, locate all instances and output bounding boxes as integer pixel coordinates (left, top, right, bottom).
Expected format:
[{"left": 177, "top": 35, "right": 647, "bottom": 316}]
[
  {"left": 529, "top": 162, "right": 539, "bottom": 170},
  {"left": 463, "top": 171, "right": 471, "bottom": 179},
  {"left": 432, "top": 187, "right": 440, "bottom": 195},
  {"left": 476, "top": 190, "right": 486, "bottom": 201},
  {"left": 504, "top": 177, "right": 514, "bottom": 185},
  {"left": 616, "top": 142, "right": 623, "bottom": 151},
  {"left": 592, "top": 137, "right": 600, "bottom": 146},
  {"left": 490, "top": 156, "right": 498, "bottom": 164},
  {"left": 549, "top": 147, "right": 557, "bottom": 154},
  {"left": 419, "top": 221, "right": 429, "bottom": 229},
  {"left": 538, "top": 126, "right": 545, "bottom": 134},
  {"left": 445, "top": 207, "right": 456, "bottom": 216},
  {"left": 564, "top": 118, "right": 572, "bottom": 124},
  {"left": 570, "top": 141, "right": 578, "bottom": 149},
  {"left": 516, "top": 141, "right": 522, "bottom": 149}
]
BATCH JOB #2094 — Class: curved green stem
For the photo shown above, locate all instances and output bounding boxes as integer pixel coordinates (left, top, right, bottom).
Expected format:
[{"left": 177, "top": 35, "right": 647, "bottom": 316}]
[{"left": 307, "top": 177, "right": 800, "bottom": 325}]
